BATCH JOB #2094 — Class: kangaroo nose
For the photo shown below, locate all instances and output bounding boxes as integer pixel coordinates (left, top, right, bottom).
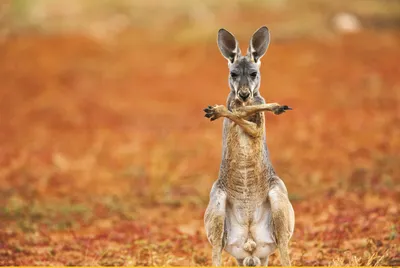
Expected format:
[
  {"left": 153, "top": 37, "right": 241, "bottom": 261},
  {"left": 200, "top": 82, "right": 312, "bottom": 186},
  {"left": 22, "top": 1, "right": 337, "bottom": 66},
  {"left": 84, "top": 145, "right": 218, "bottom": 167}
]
[{"left": 239, "top": 90, "right": 250, "bottom": 100}]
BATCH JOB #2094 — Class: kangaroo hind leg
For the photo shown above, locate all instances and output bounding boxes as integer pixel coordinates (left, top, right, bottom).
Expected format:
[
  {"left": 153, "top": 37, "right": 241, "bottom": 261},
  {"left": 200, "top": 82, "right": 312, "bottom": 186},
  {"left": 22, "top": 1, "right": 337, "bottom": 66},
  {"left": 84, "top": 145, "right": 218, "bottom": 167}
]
[
  {"left": 204, "top": 182, "right": 228, "bottom": 266},
  {"left": 269, "top": 178, "right": 295, "bottom": 266}
]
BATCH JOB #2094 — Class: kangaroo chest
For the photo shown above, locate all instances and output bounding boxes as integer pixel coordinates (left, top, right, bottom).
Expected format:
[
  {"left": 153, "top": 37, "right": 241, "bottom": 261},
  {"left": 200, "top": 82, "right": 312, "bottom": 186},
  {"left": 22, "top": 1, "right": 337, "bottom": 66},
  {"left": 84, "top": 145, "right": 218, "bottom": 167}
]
[{"left": 222, "top": 123, "right": 269, "bottom": 203}]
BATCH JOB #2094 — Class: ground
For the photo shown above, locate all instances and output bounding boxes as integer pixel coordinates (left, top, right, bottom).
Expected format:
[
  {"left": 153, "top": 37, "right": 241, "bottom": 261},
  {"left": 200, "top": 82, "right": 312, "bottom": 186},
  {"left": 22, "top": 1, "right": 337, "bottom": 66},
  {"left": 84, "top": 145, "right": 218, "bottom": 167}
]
[{"left": 0, "top": 30, "right": 399, "bottom": 266}]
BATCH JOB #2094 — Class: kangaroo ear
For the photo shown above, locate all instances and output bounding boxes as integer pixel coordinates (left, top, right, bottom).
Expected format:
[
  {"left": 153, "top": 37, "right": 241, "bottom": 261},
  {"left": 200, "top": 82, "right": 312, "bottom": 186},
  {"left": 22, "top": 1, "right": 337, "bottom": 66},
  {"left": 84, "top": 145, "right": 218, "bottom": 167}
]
[
  {"left": 217, "top": 28, "right": 241, "bottom": 64},
  {"left": 248, "top": 26, "right": 270, "bottom": 63}
]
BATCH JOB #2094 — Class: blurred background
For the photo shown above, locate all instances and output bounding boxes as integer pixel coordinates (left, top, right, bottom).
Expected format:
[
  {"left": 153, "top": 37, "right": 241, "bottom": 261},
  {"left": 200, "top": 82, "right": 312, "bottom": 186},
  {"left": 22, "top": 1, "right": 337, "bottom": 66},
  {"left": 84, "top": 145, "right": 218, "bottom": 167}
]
[{"left": 0, "top": 0, "right": 399, "bottom": 266}]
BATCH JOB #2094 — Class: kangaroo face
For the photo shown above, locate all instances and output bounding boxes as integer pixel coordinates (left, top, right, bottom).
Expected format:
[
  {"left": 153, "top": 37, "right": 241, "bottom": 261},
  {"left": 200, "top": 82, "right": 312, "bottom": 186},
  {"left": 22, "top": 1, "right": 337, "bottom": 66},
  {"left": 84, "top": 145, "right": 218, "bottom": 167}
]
[
  {"left": 217, "top": 26, "right": 270, "bottom": 104},
  {"left": 228, "top": 56, "right": 260, "bottom": 102}
]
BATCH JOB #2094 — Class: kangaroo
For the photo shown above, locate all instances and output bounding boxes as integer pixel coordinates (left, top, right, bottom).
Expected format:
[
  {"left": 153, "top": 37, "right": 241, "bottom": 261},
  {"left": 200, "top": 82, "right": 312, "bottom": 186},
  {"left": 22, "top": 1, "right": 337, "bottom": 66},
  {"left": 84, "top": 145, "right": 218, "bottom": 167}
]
[{"left": 203, "top": 26, "right": 295, "bottom": 267}]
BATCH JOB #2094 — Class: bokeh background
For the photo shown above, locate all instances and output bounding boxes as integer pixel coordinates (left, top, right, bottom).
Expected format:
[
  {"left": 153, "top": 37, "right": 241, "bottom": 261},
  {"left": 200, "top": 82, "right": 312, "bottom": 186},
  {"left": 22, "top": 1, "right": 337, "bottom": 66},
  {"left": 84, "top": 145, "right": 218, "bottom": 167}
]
[{"left": 0, "top": 0, "right": 399, "bottom": 266}]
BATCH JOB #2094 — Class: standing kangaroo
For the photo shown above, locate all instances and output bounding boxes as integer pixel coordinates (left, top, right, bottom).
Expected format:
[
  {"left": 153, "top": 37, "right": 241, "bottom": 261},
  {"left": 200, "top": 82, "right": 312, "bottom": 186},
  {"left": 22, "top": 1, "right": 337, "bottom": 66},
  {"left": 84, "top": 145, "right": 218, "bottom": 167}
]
[{"left": 203, "top": 26, "right": 295, "bottom": 267}]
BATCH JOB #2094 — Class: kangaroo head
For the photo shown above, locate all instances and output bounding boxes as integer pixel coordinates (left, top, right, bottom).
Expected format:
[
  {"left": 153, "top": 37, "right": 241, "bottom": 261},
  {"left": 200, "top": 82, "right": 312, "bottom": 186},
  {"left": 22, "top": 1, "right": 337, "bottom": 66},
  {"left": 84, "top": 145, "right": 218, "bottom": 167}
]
[{"left": 217, "top": 26, "right": 270, "bottom": 103}]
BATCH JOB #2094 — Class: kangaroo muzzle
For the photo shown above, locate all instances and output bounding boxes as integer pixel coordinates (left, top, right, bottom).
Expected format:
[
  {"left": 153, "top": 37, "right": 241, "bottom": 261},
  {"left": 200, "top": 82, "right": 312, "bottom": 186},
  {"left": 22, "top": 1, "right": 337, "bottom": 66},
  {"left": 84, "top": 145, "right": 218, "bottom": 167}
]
[{"left": 238, "top": 88, "right": 251, "bottom": 101}]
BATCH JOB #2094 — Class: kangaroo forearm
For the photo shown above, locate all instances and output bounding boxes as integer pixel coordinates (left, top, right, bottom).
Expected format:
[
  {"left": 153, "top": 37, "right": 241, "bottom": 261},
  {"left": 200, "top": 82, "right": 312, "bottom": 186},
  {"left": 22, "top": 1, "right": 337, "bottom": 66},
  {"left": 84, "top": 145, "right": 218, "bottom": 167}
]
[
  {"left": 224, "top": 112, "right": 260, "bottom": 137},
  {"left": 233, "top": 103, "right": 279, "bottom": 118}
]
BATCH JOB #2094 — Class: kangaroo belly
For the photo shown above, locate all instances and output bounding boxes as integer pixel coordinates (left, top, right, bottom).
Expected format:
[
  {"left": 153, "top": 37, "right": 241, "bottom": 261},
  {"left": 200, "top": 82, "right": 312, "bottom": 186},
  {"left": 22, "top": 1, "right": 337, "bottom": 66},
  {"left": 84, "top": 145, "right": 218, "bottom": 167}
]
[{"left": 224, "top": 200, "right": 276, "bottom": 259}]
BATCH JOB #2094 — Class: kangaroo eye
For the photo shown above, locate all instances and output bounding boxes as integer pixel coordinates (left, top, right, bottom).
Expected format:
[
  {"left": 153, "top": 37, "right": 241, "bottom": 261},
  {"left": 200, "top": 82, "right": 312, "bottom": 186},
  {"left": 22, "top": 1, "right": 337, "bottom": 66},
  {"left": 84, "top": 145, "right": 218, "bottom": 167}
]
[
  {"left": 250, "top": 72, "right": 258, "bottom": 78},
  {"left": 230, "top": 72, "right": 239, "bottom": 78}
]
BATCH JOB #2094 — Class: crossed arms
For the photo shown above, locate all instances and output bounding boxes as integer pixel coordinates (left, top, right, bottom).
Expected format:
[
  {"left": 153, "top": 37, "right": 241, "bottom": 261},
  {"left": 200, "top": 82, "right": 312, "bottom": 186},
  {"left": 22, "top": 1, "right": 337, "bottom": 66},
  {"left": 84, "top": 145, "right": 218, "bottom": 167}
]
[{"left": 204, "top": 103, "right": 292, "bottom": 138}]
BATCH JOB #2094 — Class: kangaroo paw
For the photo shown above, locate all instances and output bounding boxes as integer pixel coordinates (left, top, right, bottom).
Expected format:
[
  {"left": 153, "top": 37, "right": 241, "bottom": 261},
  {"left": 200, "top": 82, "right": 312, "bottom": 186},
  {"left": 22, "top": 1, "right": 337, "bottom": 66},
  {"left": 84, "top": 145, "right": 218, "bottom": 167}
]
[
  {"left": 203, "top": 105, "right": 226, "bottom": 121},
  {"left": 243, "top": 256, "right": 261, "bottom": 267},
  {"left": 273, "top": 105, "right": 293, "bottom": 115}
]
